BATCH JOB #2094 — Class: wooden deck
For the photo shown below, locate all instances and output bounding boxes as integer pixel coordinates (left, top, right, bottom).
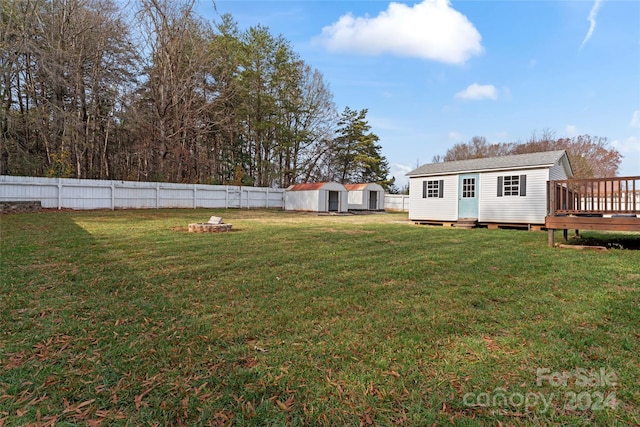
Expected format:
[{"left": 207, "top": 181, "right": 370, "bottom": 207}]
[{"left": 545, "top": 176, "right": 640, "bottom": 246}]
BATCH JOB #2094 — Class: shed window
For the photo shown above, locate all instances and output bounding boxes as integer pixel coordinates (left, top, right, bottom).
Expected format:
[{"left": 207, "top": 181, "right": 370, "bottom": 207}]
[
  {"left": 423, "top": 180, "right": 444, "bottom": 198},
  {"left": 462, "top": 178, "right": 475, "bottom": 198},
  {"left": 497, "top": 175, "right": 527, "bottom": 197}
]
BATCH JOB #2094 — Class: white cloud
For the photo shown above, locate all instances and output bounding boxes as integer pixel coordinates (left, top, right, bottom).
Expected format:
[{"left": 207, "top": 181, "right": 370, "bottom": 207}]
[
  {"left": 565, "top": 125, "right": 578, "bottom": 136},
  {"left": 493, "top": 131, "right": 510, "bottom": 141},
  {"left": 390, "top": 162, "right": 414, "bottom": 188},
  {"left": 455, "top": 83, "right": 498, "bottom": 100},
  {"left": 630, "top": 110, "right": 640, "bottom": 128},
  {"left": 448, "top": 131, "right": 464, "bottom": 141},
  {"left": 313, "top": 0, "right": 483, "bottom": 64},
  {"left": 612, "top": 136, "right": 640, "bottom": 176},
  {"left": 392, "top": 162, "right": 415, "bottom": 175},
  {"left": 611, "top": 136, "right": 640, "bottom": 154},
  {"left": 580, "top": 0, "right": 603, "bottom": 49}
]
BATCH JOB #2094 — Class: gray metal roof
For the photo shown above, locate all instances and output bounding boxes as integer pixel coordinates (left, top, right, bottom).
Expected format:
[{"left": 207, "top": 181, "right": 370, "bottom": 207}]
[{"left": 406, "top": 150, "right": 569, "bottom": 177}]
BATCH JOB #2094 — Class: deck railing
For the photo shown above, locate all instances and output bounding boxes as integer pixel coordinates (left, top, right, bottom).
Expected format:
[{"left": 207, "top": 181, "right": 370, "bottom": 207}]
[{"left": 548, "top": 176, "right": 640, "bottom": 216}]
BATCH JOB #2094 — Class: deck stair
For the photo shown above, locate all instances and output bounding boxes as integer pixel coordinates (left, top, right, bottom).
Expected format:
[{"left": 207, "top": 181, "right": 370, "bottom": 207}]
[{"left": 454, "top": 218, "right": 478, "bottom": 229}]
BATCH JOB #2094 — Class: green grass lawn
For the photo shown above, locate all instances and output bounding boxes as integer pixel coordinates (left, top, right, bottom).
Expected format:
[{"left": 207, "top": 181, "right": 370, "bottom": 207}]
[{"left": 1, "top": 209, "right": 638, "bottom": 426}]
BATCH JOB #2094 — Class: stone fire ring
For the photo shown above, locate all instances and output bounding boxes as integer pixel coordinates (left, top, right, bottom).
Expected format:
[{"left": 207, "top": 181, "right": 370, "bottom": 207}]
[{"left": 188, "top": 223, "right": 232, "bottom": 233}]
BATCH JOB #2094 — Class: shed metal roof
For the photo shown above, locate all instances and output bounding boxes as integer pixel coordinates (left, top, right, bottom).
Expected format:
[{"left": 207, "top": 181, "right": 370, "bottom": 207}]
[
  {"left": 406, "top": 150, "right": 570, "bottom": 177},
  {"left": 287, "top": 182, "right": 350, "bottom": 191},
  {"left": 287, "top": 183, "right": 328, "bottom": 191},
  {"left": 344, "top": 183, "right": 385, "bottom": 191},
  {"left": 344, "top": 184, "right": 369, "bottom": 191}
]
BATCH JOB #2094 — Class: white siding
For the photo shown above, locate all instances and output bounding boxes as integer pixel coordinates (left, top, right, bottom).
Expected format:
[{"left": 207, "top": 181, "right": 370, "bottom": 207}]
[
  {"left": 408, "top": 175, "right": 458, "bottom": 221},
  {"left": 284, "top": 190, "right": 320, "bottom": 211},
  {"left": 549, "top": 160, "right": 570, "bottom": 181},
  {"left": 339, "top": 190, "right": 349, "bottom": 212},
  {"left": 478, "top": 168, "right": 549, "bottom": 224},
  {"left": 348, "top": 190, "right": 364, "bottom": 208}
]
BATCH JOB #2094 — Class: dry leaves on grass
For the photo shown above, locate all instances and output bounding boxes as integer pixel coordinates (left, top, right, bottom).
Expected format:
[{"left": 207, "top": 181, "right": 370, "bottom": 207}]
[
  {"left": 482, "top": 336, "right": 499, "bottom": 352},
  {"left": 383, "top": 370, "right": 401, "bottom": 378},
  {"left": 4, "top": 335, "right": 73, "bottom": 370},
  {"left": 275, "top": 394, "right": 295, "bottom": 412},
  {"left": 134, "top": 373, "right": 162, "bottom": 410}
]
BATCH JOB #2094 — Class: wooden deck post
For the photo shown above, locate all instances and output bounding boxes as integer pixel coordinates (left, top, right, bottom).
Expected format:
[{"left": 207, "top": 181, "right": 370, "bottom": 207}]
[
  {"left": 548, "top": 229, "right": 554, "bottom": 247},
  {"left": 563, "top": 229, "right": 568, "bottom": 241}
]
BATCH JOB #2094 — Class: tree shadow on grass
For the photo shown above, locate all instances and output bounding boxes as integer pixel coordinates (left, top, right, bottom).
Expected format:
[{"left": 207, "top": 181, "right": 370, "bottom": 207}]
[
  {"left": 567, "top": 232, "right": 640, "bottom": 250},
  {"left": 0, "top": 212, "right": 246, "bottom": 425}
]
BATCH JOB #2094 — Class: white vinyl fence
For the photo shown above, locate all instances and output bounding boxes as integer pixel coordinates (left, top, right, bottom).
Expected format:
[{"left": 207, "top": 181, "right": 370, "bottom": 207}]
[
  {"left": 1, "top": 175, "right": 411, "bottom": 212},
  {"left": 0, "top": 175, "right": 284, "bottom": 210},
  {"left": 384, "top": 194, "right": 409, "bottom": 212}
]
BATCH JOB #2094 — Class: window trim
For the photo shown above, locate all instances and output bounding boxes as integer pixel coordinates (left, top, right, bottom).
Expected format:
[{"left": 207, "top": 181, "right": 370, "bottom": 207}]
[
  {"left": 422, "top": 179, "right": 444, "bottom": 198},
  {"left": 497, "top": 174, "right": 527, "bottom": 197}
]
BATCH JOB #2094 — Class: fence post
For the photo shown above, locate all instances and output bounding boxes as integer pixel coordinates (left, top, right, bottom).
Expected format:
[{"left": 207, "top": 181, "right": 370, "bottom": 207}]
[
  {"left": 193, "top": 184, "right": 197, "bottom": 209},
  {"left": 111, "top": 181, "right": 115, "bottom": 210},
  {"left": 156, "top": 183, "right": 160, "bottom": 208},
  {"left": 57, "top": 178, "right": 62, "bottom": 209}
]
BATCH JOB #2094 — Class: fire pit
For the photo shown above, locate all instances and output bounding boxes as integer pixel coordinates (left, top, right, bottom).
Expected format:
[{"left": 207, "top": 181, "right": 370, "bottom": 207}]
[{"left": 188, "top": 216, "right": 232, "bottom": 233}]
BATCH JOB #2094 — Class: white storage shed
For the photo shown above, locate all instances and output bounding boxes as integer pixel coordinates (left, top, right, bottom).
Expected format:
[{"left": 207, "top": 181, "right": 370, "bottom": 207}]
[
  {"left": 284, "top": 182, "right": 349, "bottom": 212},
  {"left": 406, "top": 150, "right": 573, "bottom": 227},
  {"left": 345, "top": 183, "right": 385, "bottom": 210}
]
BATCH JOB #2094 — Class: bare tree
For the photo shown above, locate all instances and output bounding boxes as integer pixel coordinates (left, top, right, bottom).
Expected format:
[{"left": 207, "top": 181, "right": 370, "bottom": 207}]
[
  {"left": 1, "top": 0, "right": 136, "bottom": 178},
  {"left": 438, "top": 131, "right": 621, "bottom": 178},
  {"left": 2, "top": 0, "right": 351, "bottom": 186},
  {"left": 134, "top": 0, "right": 215, "bottom": 182}
]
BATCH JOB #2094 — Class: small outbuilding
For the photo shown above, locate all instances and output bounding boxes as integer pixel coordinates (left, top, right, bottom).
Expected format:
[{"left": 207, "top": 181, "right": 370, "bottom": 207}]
[
  {"left": 344, "top": 183, "right": 385, "bottom": 211},
  {"left": 284, "top": 182, "right": 348, "bottom": 213},
  {"left": 406, "top": 150, "right": 573, "bottom": 228}
]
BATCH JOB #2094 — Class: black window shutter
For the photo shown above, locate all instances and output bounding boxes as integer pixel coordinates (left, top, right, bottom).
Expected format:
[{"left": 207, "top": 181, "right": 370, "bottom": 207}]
[
  {"left": 423, "top": 181, "right": 427, "bottom": 198},
  {"left": 497, "top": 176, "right": 503, "bottom": 197},
  {"left": 520, "top": 174, "right": 527, "bottom": 196},
  {"left": 438, "top": 180, "right": 444, "bottom": 198}
]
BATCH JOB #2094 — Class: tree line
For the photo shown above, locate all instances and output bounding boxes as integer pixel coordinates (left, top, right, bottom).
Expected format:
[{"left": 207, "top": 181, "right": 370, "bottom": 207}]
[
  {"left": 433, "top": 131, "right": 621, "bottom": 179},
  {"left": 0, "top": 0, "right": 392, "bottom": 189}
]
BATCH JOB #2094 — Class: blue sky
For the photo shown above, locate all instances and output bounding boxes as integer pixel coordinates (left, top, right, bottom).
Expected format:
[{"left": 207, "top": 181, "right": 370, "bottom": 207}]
[{"left": 199, "top": 0, "right": 640, "bottom": 187}]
